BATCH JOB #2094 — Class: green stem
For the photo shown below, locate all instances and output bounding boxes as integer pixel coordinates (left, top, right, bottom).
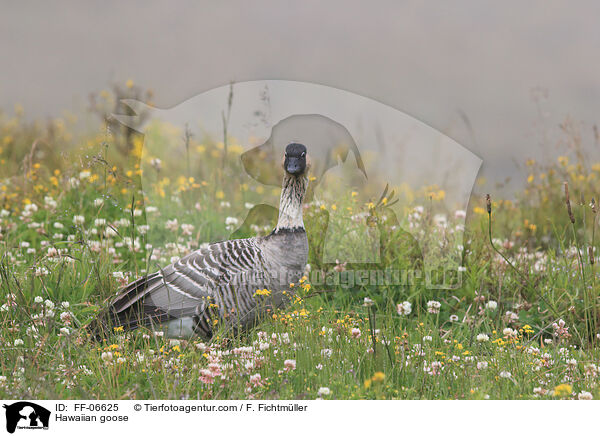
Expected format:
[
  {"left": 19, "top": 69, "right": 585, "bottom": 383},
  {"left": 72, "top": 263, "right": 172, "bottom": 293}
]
[{"left": 487, "top": 210, "right": 559, "bottom": 317}]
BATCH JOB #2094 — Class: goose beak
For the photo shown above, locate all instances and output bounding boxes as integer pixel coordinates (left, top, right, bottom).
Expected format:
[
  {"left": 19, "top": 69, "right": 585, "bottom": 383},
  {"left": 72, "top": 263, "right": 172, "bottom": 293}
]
[{"left": 285, "top": 157, "right": 303, "bottom": 175}]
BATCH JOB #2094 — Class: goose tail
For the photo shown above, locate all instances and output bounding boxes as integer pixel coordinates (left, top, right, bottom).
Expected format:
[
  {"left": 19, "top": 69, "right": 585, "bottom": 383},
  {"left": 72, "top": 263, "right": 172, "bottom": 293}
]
[{"left": 85, "top": 272, "right": 174, "bottom": 341}]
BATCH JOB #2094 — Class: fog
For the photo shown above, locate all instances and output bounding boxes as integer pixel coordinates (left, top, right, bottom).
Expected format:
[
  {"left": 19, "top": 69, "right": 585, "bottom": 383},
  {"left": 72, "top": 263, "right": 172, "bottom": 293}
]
[{"left": 1, "top": 0, "right": 599, "bottom": 194}]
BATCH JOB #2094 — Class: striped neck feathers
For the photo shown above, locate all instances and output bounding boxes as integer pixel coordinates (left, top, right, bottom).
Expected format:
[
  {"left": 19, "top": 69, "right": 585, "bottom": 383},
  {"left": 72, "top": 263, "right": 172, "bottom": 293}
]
[{"left": 274, "top": 173, "right": 308, "bottom": 232}]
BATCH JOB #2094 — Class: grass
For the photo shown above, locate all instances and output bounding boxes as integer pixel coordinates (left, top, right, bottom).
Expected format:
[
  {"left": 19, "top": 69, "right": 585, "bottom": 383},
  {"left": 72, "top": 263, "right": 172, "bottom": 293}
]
[{"left": 1, "top": 96, "right": 600, "bottom": 400}]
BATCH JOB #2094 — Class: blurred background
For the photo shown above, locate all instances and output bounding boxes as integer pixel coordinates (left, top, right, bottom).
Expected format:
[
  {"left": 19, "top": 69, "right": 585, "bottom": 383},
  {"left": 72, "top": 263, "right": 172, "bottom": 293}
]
[{"left": 1, "top": 0, "right": 599, "bottom": 195}]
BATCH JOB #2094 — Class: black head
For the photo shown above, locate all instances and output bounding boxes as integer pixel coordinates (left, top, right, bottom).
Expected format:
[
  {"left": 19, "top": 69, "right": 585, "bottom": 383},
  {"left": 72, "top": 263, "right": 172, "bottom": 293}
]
[{"left": 284, "top": 143, "right": 307, "bottom": 176}]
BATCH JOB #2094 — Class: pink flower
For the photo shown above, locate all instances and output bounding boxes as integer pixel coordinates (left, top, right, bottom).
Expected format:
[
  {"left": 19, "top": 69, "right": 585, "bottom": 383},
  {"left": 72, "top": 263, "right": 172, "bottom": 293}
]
[
  {"left": 249, "top": 373, "right": 264, "bottom": 387},
  {"left": 351, "top": 328, "right": 361, "bottom": 338},
  {"left": 426, "top": 300, "right": 441, "bottom": 314},
  {"left": 284, "top": 359, "right": 296, "bottom": 371},
  {"left": 552, "top": 319, "right": 571, "bottom": 340},
  {"left": 424, "top": 361, "right": 443, "bottom": 376},
  {"left": 207, "top": 362, "right": 222, "bottom": 376},
  {"left": 199, "top": 369, "right": 215, "bottom": 384}
]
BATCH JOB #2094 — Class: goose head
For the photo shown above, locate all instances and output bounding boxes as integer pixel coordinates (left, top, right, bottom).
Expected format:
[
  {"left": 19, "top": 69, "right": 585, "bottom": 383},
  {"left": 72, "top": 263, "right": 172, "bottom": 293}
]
[{"left": 283, "top": 143, "right": 308, "bottom": 176}]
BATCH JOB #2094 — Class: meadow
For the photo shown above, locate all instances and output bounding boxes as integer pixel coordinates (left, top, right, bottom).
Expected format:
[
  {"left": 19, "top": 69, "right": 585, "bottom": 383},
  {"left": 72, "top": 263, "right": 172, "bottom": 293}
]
[{"left": 1, "top": 91, "right": 600, "bottom": 400}]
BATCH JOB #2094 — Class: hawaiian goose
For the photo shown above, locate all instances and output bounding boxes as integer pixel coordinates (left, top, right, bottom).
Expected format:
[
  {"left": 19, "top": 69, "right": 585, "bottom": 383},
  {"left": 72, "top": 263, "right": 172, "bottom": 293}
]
[{"left": 99, "top": 143, "right": 309, "bottom": 338}]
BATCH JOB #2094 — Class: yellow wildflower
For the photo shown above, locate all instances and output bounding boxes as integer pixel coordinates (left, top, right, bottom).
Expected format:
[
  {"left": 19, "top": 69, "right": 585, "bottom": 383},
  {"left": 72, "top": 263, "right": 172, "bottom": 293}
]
[
  {"left": 372, "top": 372, "right": 385, "bottom": 383},
  {"left": 553, "top": 384, "right": 572, "bottom": 397}
]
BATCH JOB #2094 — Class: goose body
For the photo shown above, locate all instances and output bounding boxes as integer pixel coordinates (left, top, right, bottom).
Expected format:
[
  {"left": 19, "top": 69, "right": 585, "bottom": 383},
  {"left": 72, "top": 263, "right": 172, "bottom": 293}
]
[{"left": 103, "top": 143, "right": 309, "bottom": 338}]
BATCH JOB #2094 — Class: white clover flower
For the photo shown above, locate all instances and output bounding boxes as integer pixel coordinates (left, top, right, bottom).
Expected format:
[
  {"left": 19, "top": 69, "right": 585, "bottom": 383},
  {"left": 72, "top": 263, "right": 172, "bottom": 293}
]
[
  {"left": 476, "top": 333, "right": 490, "bottom": 343},
  {"left": 165, "top": 219, "right": 179, "bottom": 231},
  {"left": 21, "top": 203, "right": 38, "bottom": 217},
  {"left": 73, "top": 215, "right": 85, "bottom": 225},
  {"left": 61, "top": 301, "right": 70, "bottom": 309},
  {"left": 486, "top": 301, "right": 498, "bottom": 310},
  {"left": 59, "top": 327, "right": 70, "bottom": 336},
  {"left": 433, "top": 214, "right": 448, "bottom": 228},
  {"left": 94, "top": 218, "right": 106, "bottom": 227},
  {"left": 14, "top": 339, "right": 24, "bottom": 346},
  {"left": 79, "top": 170, "right": 91, "bottom": 179},
  {"left": 105, "top": 226, "right": 119, "bottom": 238},
  {"left": 422, "top": 336, "right": 433, "bottom": 342},
  {"left": 60, "top": 312, "right": 72, "bottom": 323},
  {"left": 396, "top": 301, "right": 412, "bottom": 316},
  {"left": 321, "top": 348, "right": 333, "bottom": 358},
  {"left": 578, "top": 391, "right": 593, "bottom": 400},
  {"left": 225, "top": 216, "right": 239, "bottom": 231},
  {"left": 93, "top": 198, "right": 104, "bottom": 207},
  {"left": 150, "top": 157, "right": 162, "bottom": 171},
  {"left": 318, "top": 387, "right": 331, "bottom": 396},
  {"left": 44, "top": 196, "right": 57, "bottom": 209},
  {"left": 249, "top": 373, "right": 262, "bottom": 386},
  {"left": 426, "top": 300, "right": 441, "bottom": 314},
  {"left": 44, "top": 300, "right": 55, "bottom": 309},
  {"left": 53, "top": 222, "right": 64, "bottom": 229},
  {"left": 499, "top": 371, "right": 512, "bottom": 378},
  {"left": 363, "top": 297, "right": 374, "bottom": 307},
  {"left": 101, "top": 352, "right": 113, "bottom": 362},
  {"left": 34, "top": 296, "right": 43, "bottom": 304},
  {"left": 112, "top": 271, "right": 124, "bottom": 279},
  {"left": 454, "top": 210, "right": 467, "bottom": 219},
  {"left": 181, "top": 223, "right": 194, "bottom": 236},
  {"left": 477, "top": 361, "right": 488, "bottom": 370},
  {"left": 505, "top": 311, "right": 519, "bottom": 323}
]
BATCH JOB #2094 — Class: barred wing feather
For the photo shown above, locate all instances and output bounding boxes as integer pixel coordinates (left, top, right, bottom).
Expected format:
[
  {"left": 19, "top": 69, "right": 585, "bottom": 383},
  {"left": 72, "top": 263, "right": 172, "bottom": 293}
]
[{"left": 107, "top": 238, "right": 268, "bottom": 336}]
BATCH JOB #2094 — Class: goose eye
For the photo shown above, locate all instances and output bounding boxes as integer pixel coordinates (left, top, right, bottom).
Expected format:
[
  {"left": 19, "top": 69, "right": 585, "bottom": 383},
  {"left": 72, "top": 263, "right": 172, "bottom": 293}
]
[{"left": 301, "top": 152, "right": 306, "bottom": 157}]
